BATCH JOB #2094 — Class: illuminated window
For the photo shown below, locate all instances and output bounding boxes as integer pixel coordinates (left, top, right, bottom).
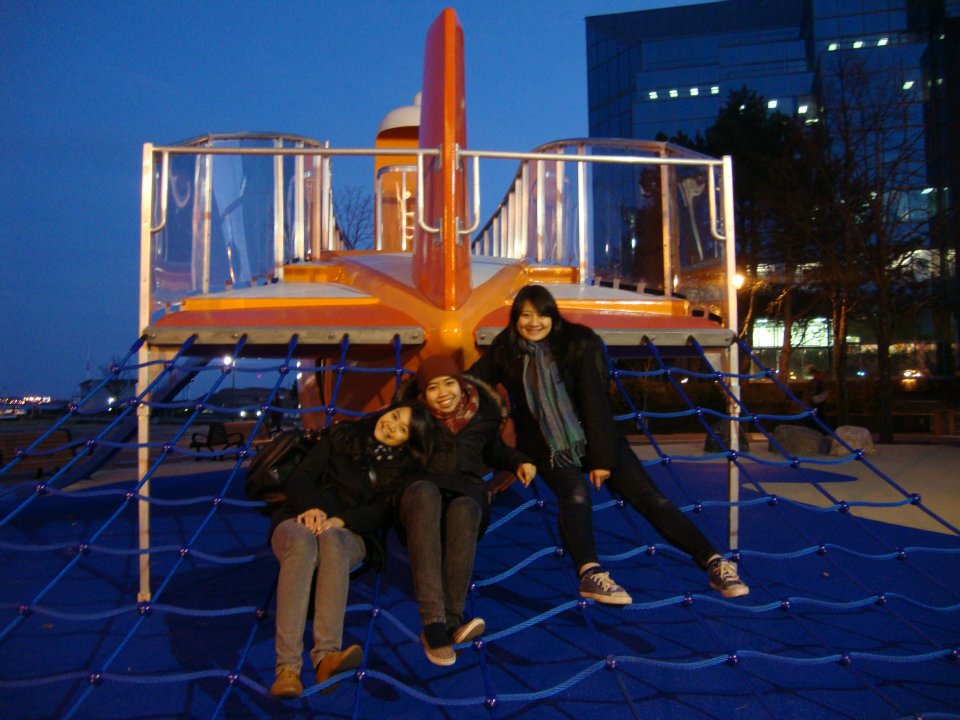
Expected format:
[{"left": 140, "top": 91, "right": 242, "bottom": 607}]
[
  {"left": 902, "top": 80, "right": 914, "bottom": 90},
  {"left": 767, "top": 99, "right": 778, "bottom": 109},
  {"left": 877, "top": 37, "right": 888, "bottom": 46},
  {"left": 798, "top": 104, "right": 809, "bottom": 114},
  {"left": 828, "top": 42, "right": 838, "bottom": 51},
  {"left": 710, "top": 86, "right": 719, "bottom": 95},
  {"left": 648, "top": 90, "right": 658, "bottom": 100},
  {"left": 921, "top": 187, "right": 934, "bottom": 195},
  {"left": 853, "top": 40, "right": 863, "bottom": 49},
  {"left": 669, "top": 89, "right": 678, "bottom": 98},
  {"left": 690, "top": 87, "right": 699, "bottom": 96}
]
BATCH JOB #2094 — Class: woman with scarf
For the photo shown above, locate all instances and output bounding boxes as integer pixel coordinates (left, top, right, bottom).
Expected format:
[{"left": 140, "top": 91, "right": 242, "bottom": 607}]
[
  {"left": 268, "top": 402, "right": 433, "bottom": 699},
  {"left": 397, "top": 355, "right": 536, "bottom": 666},
  {"left": 468, "top": 284, "right": 749, "bottom": 605}
]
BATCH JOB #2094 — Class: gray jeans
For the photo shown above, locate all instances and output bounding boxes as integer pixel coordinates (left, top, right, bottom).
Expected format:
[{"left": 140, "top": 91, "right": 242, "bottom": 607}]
[
  {"left": 270, "top": 518, "right": 366, "bottom": 673},
  {"left": 398, "top": 479, "right": 482, "bottom": 629}
]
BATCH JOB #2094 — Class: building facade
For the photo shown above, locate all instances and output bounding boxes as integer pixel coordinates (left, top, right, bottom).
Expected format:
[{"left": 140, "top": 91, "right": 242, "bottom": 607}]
[{"left": 586, "top": 0, "right": 959, "bottom": 375}]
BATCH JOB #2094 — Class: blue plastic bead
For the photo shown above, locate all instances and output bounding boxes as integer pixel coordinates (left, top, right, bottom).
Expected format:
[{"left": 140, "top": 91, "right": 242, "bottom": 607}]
[
  {"left": 837, "top": 654, "right": 852, "bottom": 667},
  {"left": 681, "top": 594, "right": 693, "bottom": 607},
  {"left": 279, "top": 365, "right": 289, "bottom": 375},
  {"left": 554, "top": 546, "right": 565, "bottom": 557},
  {"left": 646, "top": 545, "right": 657, "bottom": 556},
  {"left": 875, "top": 594, "right": 887, "bottom": 606},
  {"left": 605, "top": 655, "right": 618, "bottom": 670},
  {"left": 767, "top": 495, "right": 779, "bottom": 506},
  {"left": 355, "top": 669, "right": 366, "bottom": 682},
  {"left": 577, "top": 599, "right": 589, "bottom": 610},
  {"left": 731, "top": 550, "right": 742, "bottom": 562},
  {"left": 909, "top": 493, "right": 921, "bottom": 505},
  {"left": 212, "top": 497, "right": 222, "bottom": 506},
  {"left": 727, "top": 653, "right": 739, "bottom": 667},
  {"left": 370, "top": 607, "right": 381, "bottom": 618},
  {"left": 693, "top": 503, "right": 703, "bottom": 514},
  {"left": 536, "top": 499, "right": 545, "bottom": 509},
  {"left": 17, "top": 605, "right": 31, "bottom": 616},
  {"left": 138, "top": 602, "right": 152, "bottom": 616},
  {"left": 179, "top": 547, "right": 190, "bottom": 557},
  {"left": 227, "top": 673, "right": 238, "bottom": 685},
  {"left": 817, "top": 545, "right": 827, "bottom": 556},
  {"left": 484, "top": 697, "right": 499, "bottom": 710},
  {"left": 473, "top": 638, "right": 485, "bottom": 651},
  {"left": 616, "top": 498, "right": 625, "bottom": 509},
  {"left": 838, "top": 501, "right": 849, "bottom": 513},
  {"left": 255, "top": 608, "right": 267, "bottom": 620},
  {"left": 780, "top": 600, "right": 791, "bottom": 612},
  {"left": 89, "top": 673, "right": 104, "bottom": 686}
]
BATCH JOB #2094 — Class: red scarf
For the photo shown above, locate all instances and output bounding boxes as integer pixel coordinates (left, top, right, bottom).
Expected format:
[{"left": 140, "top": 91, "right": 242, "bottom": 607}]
[{"left": 426, "top": 381, "right": 480, "bottom": 434}]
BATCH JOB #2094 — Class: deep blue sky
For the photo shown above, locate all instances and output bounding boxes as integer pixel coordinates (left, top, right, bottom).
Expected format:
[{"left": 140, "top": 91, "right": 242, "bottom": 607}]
[{"left": 1, "top": 0, "right": 700, "bottom": 398}]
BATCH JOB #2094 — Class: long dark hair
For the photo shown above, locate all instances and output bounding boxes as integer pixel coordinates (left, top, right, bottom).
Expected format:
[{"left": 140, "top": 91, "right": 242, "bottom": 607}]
[{"left": 329, "top": 401, "right": 434, "bottom": 469}]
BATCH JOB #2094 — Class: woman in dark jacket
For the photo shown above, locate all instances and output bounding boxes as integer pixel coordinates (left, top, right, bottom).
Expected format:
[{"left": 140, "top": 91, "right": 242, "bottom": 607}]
[
  {"left": 469, "top": 284, "right": 749, "bottom": 606},
  {"left": 268, "top": 402, "right": 432, "bottom": 700},
  {"left": 397, "top": 355, "right": 536, "bottom": 667}
]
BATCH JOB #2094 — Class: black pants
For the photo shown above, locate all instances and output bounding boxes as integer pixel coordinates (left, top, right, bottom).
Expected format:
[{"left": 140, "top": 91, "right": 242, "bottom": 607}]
[{"left": 537, "top": 437, "right": 719, "bottom": 571}]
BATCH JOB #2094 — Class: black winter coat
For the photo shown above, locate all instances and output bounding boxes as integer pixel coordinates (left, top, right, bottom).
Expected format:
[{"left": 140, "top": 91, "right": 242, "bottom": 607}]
[
  {"left": 268, "top": 418, "right": 410, "bottom": 571},
  {"left": 468, "top": 323, "right": 620, "bottom": 473},
  {"left": 404, "top": 377, "right": 532, "bottom": 537}
]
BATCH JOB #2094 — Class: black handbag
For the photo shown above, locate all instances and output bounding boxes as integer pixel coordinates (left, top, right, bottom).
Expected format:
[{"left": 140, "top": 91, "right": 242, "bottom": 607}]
[{"left": 243, "top": 429, "right": 320, "bottom": 514}]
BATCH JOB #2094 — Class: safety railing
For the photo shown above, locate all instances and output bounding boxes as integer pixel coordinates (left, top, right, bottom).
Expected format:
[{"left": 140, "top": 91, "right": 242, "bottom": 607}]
[{"left": 141, "top": 134, "right": 735, "bottom": 332}]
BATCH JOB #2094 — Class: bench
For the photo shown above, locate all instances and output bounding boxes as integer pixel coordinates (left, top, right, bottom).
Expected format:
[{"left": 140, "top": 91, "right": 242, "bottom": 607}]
[
  {"left": 0, "top": 429, "right": 76, "bottom": 477},
  {"left": 188, "top": 420, "right": 272, "bottom": 460}
]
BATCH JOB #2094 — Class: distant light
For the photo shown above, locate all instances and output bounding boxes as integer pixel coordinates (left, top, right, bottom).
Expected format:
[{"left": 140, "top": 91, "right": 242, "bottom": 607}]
[
  {"left": 710, "top": 85, "right": 719, "bottom": 95},
  {"left": 107, "top": 396, "right": 116, "bottom": 406},
  {"left": 734, "top": 273, "right": 746, "bottom": 290},
  {"left": 903, "top": 80, "right": 915, "bottom": 90},
  {"left": 649, "top": 90, "right": 658, "bottom": 100},
  {"left": 669, "top": 89, "right": 678, "bottom": 98},
  {"left": 798, "top": 104, "right": 809, "bottom": 114},
  {"left": 877, "top": 37, "right": 888, "bottom": 46},
  {"left": 767, "top": 99, "right": 778, "bottom": 109},
  {"left": 853, "top": 40, "right": 863, "bottom": 49},
  {"left": 921, "top": 187, "right": 934, "bottom": 195},
  {"left": 239, "top": 409, "right": 247, "bottom": 418},
  {"left": 856, "top": 370, "right": 867, "bottom": 377},
  {"left": 690, "top": 87, "right": 699, "bottom": 96},
  {"left": 223, "top": 355, "right": 234, "bottom": 366},
  {"left": 738, "top": 104, "right": 746, "bottom": 111},
  {"left": 828, "top": 42, "right": 838, "bottom": 51}
]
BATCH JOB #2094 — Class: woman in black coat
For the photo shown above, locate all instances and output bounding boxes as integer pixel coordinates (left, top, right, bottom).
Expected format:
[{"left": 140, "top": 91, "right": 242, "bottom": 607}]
[
  {"left": 396, "top": 355, "right": 536, "bottom": 667},
  {"left": 267, "top": 402, "right": 432, "bottom": 699},
  {"left": 469, "top": 284, "right": 749, "bottom": 605}
]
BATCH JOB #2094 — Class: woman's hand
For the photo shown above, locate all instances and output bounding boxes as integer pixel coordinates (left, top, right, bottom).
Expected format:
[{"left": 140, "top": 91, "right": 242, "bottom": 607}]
[
  {"left": 516, "top": 462, "right": 537, "bottom": 487},
  {"left": 316, "top": 516, "right": 345, "bottom": 535},
  {"left": 296, "top": 508, "right": 327, "bottom": 533},
  {"left": 589, "top": 468, "right": 610, "bottom": 491}
]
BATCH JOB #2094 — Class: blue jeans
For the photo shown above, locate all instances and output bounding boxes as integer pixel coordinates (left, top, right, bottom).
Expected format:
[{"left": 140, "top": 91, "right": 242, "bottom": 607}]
[
  {"left": 270, "top": 518, "right": 366, "bottom": 673},
  {"left": 398, "top": 480, "right": 481, "bottom": 628}
]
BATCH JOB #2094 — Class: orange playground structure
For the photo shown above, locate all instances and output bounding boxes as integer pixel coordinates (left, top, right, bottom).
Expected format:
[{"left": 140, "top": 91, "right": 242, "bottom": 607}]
[{"left": 139, "top": 8, "right": 740, "bottom": 419}]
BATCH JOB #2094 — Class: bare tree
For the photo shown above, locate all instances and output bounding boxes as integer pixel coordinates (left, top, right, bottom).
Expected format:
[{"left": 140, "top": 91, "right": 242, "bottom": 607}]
[
  {"left": 814, "top": 52, "right": 935, "bottom": 441},
  {"left": 333, "top": 185, "right": 374, "bottom": 250}
]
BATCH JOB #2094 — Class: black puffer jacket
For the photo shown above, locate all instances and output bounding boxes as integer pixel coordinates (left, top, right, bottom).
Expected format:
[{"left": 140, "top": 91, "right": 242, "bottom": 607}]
[
  {"left": 268, "top": 417, "right": 412, "bottom": 571},
  {"left": 401, "top": 376, "right": 532, "bottom": 537},
  {"left": 468, "top": 323, "right": 619, "bottom": 472}
]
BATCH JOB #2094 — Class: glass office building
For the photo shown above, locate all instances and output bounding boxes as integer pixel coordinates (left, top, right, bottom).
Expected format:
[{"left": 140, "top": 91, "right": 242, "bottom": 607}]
[{"left": 587, "top": 0, "right": 959, "bottom": 372}]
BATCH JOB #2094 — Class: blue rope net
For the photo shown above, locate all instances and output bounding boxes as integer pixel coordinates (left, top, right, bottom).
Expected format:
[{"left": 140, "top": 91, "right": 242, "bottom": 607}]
[{"left": 1, "top": 334, "right": 958, "bottom": 719}]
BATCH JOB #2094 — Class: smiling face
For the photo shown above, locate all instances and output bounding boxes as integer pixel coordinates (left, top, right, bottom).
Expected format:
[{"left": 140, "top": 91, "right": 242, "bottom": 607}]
[
  {"left": 515, "top": 300, "right": 553, "bottom": 343},
  {"left": 422, "top": 374, "right": 463, "bottom": 414},
  {"left": 373, "top": 406, "right": 412, "bottom": 446}
]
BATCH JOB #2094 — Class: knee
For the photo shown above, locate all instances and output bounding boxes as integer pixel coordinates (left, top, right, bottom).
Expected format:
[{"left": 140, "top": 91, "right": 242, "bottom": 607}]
[
  {"left": 561, "top": 486, "right": 591, "bottom": 509},
  {"left": 317, "top": 526, "right": 353, "bottom": 553},
  {"left": 448, "top": 496, "right": 481, "bottom": 525},
  {"left": 400, "top": 479, "right": 440, "bottom": 513}
]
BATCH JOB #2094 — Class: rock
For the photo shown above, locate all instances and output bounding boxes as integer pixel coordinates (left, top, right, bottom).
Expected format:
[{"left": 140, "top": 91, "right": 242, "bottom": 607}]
[
  {"left": 770, "top": 424, "right": 827, "bottom": 455},
  {"left": 829, "top": 425, "right": 876, "bottom": 456}
]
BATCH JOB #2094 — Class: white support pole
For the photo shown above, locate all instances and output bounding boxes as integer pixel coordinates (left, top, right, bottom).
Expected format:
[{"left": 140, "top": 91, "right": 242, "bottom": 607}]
[
  {"left": 137, "top": 145, "right": 154, "bottom": 602},
  {"left": 721, "top": 155, "right": 741, "bottom": 552}
]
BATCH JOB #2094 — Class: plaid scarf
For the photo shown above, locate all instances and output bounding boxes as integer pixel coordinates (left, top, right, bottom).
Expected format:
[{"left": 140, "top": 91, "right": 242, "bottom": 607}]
[
  {"left": 427, "top": 381, "right": 480, "bottom": 435},
  {"left": 519, "top": 339, "right": 586, "bottom": 468}
]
